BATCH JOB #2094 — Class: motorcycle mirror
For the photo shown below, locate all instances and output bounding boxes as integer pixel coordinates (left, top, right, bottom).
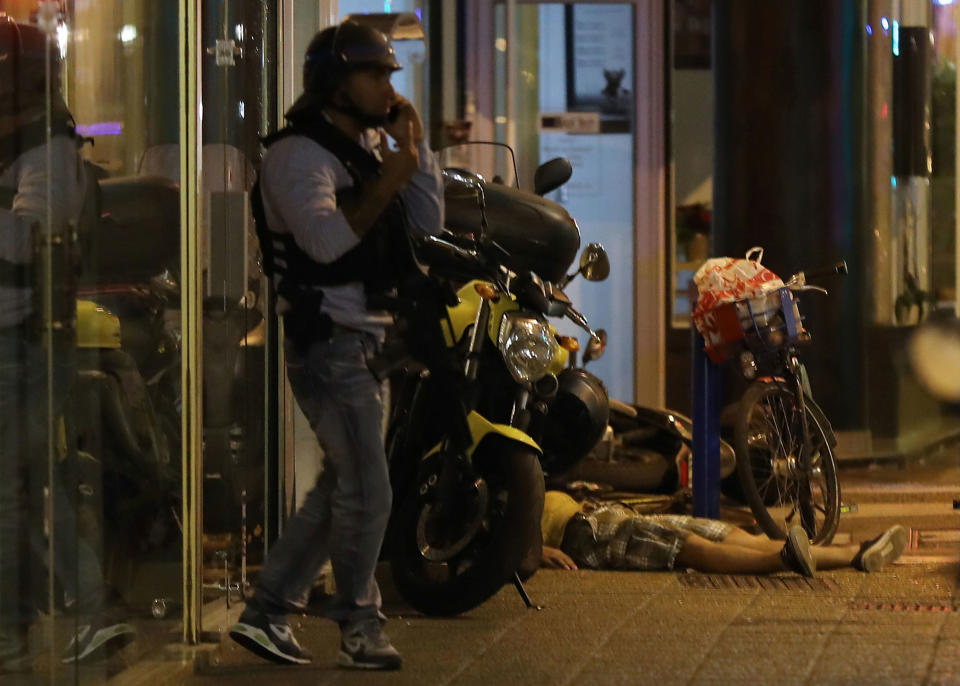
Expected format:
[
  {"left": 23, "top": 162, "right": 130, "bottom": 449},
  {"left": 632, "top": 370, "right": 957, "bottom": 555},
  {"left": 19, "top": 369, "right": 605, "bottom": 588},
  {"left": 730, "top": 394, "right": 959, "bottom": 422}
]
[
  {"left": 442, "top": 167, "right": 490, "bottom": 239},
  {"left": 534, "top": 157, "right": 573, "bottom": 196},
  {"left": 582, "top": 328, "right": 607, "bottom": 364},
  {"left": 579, "top": 243, "right": 610, "bottom": 282}
]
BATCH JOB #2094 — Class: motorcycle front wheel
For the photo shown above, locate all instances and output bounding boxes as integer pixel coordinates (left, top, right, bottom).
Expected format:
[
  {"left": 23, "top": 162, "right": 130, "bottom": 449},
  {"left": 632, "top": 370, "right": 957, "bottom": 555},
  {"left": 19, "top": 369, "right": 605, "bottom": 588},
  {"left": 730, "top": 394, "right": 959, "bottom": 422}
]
[
  {"left": 390, "top": 435, "right": 544, "bottom": 617},
  {"left": 733, "top": 380, "right": 840, "bottom": 545}
]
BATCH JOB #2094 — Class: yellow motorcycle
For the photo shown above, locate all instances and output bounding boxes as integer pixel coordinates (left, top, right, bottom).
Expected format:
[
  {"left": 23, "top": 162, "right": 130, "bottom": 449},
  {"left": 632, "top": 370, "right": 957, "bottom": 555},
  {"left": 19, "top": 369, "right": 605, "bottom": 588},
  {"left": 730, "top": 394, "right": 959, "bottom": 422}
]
[{"left": 385, "top": 150, "right": 610, "bottom": 616}]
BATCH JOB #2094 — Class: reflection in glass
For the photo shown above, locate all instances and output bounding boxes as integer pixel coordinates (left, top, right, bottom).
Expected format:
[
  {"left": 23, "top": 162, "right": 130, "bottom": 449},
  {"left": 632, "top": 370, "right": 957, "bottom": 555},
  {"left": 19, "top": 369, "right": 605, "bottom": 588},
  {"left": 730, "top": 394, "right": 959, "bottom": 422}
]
[
  {"left": 0, "top": 7, "right": 146, "bottom": 675},
  {"left": 1, "top": 0, "right": 189, "bottom": 676}
]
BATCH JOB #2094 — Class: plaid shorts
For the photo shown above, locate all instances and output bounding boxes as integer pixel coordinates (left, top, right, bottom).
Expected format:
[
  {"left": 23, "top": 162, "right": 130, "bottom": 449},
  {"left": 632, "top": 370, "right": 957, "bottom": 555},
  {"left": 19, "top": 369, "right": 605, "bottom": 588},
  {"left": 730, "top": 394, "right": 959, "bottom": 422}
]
[{"left": 560, "top": 506, "right": 734, "bottom": 571}]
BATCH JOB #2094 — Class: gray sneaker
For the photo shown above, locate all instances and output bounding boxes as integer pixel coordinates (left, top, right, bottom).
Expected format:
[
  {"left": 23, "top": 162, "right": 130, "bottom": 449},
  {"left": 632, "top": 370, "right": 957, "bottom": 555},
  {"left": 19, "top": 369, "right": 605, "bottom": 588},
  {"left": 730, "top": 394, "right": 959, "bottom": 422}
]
[
  {"left": 780, "top": 525, "right": 816, "bottom": 577},
  {"left": 229, "top": 606, "right": 312, "bottom": 665},
  {"left": 338, "top": 619, "right": 402, "bottom": 671},
  {"left": 61, "top": 619, "right": 136, "bottom": 663},
  {"left": 853, "top": 525, "right": 908, "bottom": 572}
]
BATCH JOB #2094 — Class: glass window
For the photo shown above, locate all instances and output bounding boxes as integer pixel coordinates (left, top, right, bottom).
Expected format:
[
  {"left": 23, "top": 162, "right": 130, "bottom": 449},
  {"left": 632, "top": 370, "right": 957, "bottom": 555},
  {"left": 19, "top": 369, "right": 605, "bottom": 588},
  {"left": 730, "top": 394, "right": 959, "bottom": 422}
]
[
  {"left": 1, "top": 0, "right": 184, "bottom": 676},
  {"left": 1, "top": 0, "right": 276, "bottom": 676},
  {"left": 490, "top": 1, "right": 638, "bottom": 403}
]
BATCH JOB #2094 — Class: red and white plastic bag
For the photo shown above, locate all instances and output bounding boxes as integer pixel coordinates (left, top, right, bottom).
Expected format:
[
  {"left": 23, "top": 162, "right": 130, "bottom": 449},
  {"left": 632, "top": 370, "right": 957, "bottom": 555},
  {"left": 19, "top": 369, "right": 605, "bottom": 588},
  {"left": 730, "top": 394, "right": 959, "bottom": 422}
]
[{"left": 692, "top": 247, "right": 785, "bottom": 361}]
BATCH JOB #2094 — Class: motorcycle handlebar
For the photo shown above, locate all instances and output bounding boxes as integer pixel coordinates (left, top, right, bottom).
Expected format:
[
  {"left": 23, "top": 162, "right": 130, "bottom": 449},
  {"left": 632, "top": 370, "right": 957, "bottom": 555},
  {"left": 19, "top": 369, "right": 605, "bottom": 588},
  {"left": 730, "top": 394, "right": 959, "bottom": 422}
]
[
  {"left": 565, "top": 305, "right": 599, "bottom": 342},
  {"left": 419, "top": 234, "right": 512, "bottom": 295},
  {"left": 421, "top": 234, "right": 480, "bottom": 264}
]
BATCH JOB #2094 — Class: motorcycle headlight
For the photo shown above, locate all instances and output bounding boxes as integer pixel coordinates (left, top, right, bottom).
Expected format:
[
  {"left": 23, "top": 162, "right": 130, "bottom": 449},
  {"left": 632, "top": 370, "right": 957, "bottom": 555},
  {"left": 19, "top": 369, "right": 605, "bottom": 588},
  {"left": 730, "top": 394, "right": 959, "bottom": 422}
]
[{"left": 498, "top": 313, "right": 559, "bottom": 384}]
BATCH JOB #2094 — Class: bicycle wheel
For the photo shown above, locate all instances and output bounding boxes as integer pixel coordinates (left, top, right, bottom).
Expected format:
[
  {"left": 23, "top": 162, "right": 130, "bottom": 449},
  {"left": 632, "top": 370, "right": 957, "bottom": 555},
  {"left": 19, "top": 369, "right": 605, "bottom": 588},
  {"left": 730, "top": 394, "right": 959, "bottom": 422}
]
[{"left": 733, "top": 379, "right": 840, "bottom": 544}]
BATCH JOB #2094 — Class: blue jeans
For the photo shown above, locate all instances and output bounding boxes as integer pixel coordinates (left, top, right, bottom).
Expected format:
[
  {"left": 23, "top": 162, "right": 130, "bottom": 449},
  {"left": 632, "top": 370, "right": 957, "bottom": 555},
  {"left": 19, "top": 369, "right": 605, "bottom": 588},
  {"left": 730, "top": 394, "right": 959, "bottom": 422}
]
[
  {"left": 254, "top": 331, "right": 390, "bottom": 628},
  {"left": 0, "top": 329, "right": 105, "bottom": 658}
]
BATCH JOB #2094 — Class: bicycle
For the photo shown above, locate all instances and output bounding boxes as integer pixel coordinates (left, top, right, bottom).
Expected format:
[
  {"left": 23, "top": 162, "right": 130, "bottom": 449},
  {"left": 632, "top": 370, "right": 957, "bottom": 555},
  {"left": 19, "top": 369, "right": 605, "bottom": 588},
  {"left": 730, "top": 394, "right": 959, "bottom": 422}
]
[{"left": 707, "top": 260, "right": 847, "bottom": 544}]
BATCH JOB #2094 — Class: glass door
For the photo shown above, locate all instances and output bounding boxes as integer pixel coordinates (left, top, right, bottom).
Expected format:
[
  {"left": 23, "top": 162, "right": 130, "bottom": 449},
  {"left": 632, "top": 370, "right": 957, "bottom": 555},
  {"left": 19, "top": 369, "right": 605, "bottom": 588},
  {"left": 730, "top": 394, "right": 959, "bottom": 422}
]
[
  {"left": 6, "top": 0, "right": 186, "bottom": 678},
  {"left": 197, "top": 0, "right": 277, "bottom": 638}
]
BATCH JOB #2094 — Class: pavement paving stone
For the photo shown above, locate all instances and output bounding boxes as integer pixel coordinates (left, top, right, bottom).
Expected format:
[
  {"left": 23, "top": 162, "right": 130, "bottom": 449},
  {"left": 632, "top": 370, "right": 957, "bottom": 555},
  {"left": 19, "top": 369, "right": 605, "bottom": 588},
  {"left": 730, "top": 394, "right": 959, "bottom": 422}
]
[
  {"left": 717, "top": 623, "right": 834, "bottom": 641},
  {"left": 693, "top": 635, "right": 826, "bottom": 676},
  {"left": 857, "top": 568, "right": 957, "bottom": 599},
  {"left": 599, "top": 625, "right": 728, "bottom": 657},
  {"left": 106, "top": 517, "right": 960, "bottom": 686},
  {"left": 806, "top": 570, "right": 864, "bottom": 596},
  {"left": 733, "top": 595, "right": 849, "bottom": 622},
  {"left": 525, "top": 591, "right": 661, "bottom": 615},
  {"left": 688, "top": 664, "right": 812, "bottom": 686},
  {"left": 527, "top": 569, "right": 676, "bottom": 595},
  {"left": 565, "top": 672, "right": 690, "bottom": 686},
  {"left": 637, "top": 592, "right": 756, "bottom": 614},
  {"left": 832, "top": 621, "right": 945, "bottom": 639},
  {"left": 571, "top": 656, "right": 706, "bottom": 685},
  {"left": 806, "top": 636, "right": 935, "bottom": 685},
  {"left": 937, "top": 614, "right": 960, "bottom": 638},
  {"left": 457, "top": 601, "right": 656, "bottom": 683},
  {"left": 926, "top": 639, "right": 960, "bottom": 686}
]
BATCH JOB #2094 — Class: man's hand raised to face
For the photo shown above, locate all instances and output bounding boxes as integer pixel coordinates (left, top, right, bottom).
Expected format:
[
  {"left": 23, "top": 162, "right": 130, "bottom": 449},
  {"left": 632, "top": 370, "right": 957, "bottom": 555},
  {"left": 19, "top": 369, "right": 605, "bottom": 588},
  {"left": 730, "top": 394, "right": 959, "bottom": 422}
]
[
  {"left": 342, "top": 120, "right": 418, "bottom": 240},
  {"left": 379, "top": 121, "right": 419, "bottom": 193},
  {"left": 383, "top": 96, "right": 424, "bottom": 146}
]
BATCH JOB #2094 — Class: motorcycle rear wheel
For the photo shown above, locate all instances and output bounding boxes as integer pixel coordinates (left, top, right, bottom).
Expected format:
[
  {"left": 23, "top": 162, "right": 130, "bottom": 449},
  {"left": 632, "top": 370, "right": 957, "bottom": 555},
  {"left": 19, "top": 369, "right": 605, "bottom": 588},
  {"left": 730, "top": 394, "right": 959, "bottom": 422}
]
[{"left": 390, "top": 435, "right": 544, "bottom": 617}]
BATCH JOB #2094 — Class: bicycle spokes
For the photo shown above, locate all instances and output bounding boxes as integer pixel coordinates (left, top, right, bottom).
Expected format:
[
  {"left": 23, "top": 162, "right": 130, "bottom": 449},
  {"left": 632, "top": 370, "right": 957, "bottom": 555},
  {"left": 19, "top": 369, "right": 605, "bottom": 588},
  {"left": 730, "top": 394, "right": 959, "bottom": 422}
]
[{"left": 740, "top": 383, "right": 839, "bottom": 543}]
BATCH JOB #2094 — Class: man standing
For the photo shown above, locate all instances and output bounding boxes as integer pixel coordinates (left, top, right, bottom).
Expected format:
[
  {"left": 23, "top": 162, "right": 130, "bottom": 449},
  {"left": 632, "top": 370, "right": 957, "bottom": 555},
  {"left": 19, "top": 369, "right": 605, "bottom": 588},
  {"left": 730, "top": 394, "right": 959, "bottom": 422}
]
[{"left": 229, "top": 20, "right": 442, "bottom": 671}]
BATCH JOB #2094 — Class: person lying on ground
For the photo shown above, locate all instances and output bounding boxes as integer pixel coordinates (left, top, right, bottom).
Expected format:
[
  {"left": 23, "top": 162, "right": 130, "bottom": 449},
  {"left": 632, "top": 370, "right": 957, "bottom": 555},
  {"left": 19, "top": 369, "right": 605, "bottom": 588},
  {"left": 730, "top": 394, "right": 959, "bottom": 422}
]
[{"left": 539, "top": 491, "right": 907, "bottom": 577}]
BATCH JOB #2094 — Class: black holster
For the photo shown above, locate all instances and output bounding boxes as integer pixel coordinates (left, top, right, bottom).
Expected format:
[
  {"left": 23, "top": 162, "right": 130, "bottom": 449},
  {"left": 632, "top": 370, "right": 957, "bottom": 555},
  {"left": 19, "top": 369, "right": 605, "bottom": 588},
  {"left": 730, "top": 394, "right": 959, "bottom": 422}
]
[{"left": 282, "top": 305, "right": 333, "bottom": 356}]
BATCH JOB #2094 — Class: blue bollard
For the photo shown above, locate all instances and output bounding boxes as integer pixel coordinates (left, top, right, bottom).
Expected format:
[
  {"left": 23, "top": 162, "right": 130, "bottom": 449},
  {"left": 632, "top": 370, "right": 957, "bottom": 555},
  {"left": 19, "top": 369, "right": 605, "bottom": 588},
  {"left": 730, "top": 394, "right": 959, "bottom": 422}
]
[{"left": 691, "top": 328, "right": 722, "bottom": 519}]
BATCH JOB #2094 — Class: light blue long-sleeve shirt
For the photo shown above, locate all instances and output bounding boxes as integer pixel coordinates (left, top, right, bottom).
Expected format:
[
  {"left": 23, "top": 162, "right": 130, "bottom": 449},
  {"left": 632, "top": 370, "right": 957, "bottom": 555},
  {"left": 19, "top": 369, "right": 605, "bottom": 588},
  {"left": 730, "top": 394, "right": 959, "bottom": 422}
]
[{"left": 0, "top": 135, "right": 86, "bottom": 328}]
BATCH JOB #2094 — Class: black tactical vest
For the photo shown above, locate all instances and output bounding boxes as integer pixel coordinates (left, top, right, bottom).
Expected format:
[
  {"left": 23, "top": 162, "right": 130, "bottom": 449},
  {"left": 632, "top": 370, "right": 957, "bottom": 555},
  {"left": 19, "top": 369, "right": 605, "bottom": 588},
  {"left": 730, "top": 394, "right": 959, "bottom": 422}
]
[{"left": 251, "top": 114, "right": 418, "bottom": 349}]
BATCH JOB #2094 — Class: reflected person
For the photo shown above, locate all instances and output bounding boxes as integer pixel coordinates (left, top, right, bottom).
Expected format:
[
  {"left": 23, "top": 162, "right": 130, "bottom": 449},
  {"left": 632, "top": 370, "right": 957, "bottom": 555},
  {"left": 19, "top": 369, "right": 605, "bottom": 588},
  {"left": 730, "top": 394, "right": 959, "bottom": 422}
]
[{"left": 0, "top": 16, "right": 133, "bottom": 671}]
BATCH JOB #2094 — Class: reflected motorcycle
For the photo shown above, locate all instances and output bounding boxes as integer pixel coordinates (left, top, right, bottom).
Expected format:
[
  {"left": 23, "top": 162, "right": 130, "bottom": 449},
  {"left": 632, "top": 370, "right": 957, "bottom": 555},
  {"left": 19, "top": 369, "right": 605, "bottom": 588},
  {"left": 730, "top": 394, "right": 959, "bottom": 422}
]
[{"left": 71, "top": 172, "right": 266, "bottom": 614}]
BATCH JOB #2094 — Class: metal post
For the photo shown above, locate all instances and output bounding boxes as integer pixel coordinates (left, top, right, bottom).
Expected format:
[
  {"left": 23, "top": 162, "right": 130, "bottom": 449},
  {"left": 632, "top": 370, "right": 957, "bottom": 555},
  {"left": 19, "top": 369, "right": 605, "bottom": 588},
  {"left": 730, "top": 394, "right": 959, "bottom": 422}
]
[
  {"left": 180, "top": 0, "right": 204, "bottom": 645},
  {"left": 691, "top": 329, "right": 721, "bottom": 519}
]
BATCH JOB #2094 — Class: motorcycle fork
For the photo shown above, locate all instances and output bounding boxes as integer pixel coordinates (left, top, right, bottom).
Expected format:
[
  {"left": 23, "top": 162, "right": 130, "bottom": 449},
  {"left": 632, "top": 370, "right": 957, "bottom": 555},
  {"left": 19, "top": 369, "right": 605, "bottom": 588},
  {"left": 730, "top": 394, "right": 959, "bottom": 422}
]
[
  {"left": 432, "top": 297, "right": 493, "bottom": 526},
  {"left": 509, "top": 388, "right": 532, "bottom": 432},
  {"left": 454, "top": 299, "right": 542, "bottom": 610}
]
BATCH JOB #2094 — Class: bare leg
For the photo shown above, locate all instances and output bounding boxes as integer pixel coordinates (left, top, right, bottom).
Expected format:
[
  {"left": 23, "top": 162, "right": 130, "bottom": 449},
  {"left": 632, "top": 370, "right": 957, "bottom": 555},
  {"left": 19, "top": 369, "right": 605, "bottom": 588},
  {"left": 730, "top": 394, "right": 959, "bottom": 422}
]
[
  {"left": 722, "top": 528, "right": 859, "bottom": 570},
  {"left": 674, "top": 533, "right": 788, "bottom": 574}
]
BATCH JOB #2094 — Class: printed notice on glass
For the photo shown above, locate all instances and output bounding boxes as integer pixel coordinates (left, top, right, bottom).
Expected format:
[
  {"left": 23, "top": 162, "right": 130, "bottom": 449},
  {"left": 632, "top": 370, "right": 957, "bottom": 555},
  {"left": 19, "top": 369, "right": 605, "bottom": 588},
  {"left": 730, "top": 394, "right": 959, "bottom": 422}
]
[
  {"left": 567, "top": 4, "right": 633, "bottom": 121},
  {"left": 540, "top": 136, "right": 602, "bottom": 198}
]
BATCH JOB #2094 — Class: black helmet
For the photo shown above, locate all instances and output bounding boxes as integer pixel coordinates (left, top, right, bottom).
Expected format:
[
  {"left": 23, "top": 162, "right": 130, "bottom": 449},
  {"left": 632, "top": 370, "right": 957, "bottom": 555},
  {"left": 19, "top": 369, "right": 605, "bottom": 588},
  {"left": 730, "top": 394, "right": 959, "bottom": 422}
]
[
  {"left": 303, "top": 20, "right": 400, "bottom": 99},
  {"left": 0, "top": 15, "right": 61, "bottom": 106},
  {"left": 538, "top": 368, "right": 610, "bottom": 475}
]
